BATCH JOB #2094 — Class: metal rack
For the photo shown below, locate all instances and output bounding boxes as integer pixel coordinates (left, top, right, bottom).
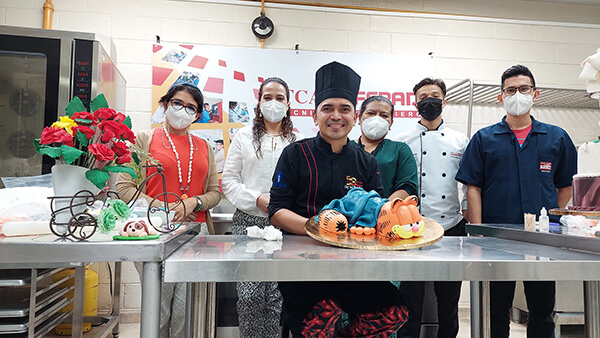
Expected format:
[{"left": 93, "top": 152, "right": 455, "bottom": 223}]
[
  {"left": 445, "top": 79, "right": 597, "bottom": 137},
  {"left": 0, "top": 264, "right": 121, "bottom": 338},
  {"left": 0, "top": 268, "right": 73, "bottom": 337}
]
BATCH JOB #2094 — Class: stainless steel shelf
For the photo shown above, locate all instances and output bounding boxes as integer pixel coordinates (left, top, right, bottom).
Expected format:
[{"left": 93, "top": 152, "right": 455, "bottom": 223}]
[
  {"left": 0, "top": 268, "right": 73, "bottom": 337},
  {"left": 446, "top": 79, "right": 597, "bottom": 109},
  {"left": 445, "top": 79, "right": 598, "bottom": 137}
]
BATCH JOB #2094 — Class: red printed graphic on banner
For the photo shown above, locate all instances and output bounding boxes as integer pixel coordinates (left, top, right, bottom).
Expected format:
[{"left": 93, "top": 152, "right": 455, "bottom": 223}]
[
  {"left": 152, "top": 66, "right": 173, "bottom": 86},
  {"left": 204, "top": 77, "right": 224, "bottom": 94},
  {"left": 188, "top": 56, "right": 209, "bottom": 69},
  {"left": 290, "top": 109, "right": 420, "bottom": 118},
  {"left": 234, "top": 71, "right": 245, "bottom": 82},
  {"left": 357, "top": 91, "right": 415, "bottom": 106},
  {"left": 219, "top": 60, "right": 227, "bottom": 67}
]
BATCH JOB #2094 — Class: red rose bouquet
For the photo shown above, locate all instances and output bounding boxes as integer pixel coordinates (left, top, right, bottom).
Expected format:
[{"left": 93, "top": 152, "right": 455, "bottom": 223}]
[{"left": 34, "top": 94, "right": 138, "bottom": 189}]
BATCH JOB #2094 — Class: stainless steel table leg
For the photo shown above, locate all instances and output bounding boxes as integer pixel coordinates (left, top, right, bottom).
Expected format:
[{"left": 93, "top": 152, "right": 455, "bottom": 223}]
[
  {"left": 584, "top": 281, "right": 600, "bottom": 338},
  {"left": 185, "top": 282, "right": 192, "bottom": 338},
  {"left": 189, "top": 282, "right": 214, "bottom": 338},
  {"left": 72, "top": 265, "right": 85, "bottom": 338},
  {"left": 141, "top": 261, "right": 162, "bottom": 338},
  {"left": 470, "top": 281, "right": 481, "bottom": 338},
  {"left": 481, "top": 281, "right": 491, "bottom": 338},
  {"left": 113, "top": 262, "right": 122, "bottom": 337},
  {"left": 28, "top": 269, "right": 37, "bottom": 338},
  {"left": 206, "top": 282, "right": 217, "bottom": 338},
  {"left": 192, "top": 282, "right": 207, "bottom": 338},
  {"left": 470, "top": 281, "right": 491, "bottom": 338}
]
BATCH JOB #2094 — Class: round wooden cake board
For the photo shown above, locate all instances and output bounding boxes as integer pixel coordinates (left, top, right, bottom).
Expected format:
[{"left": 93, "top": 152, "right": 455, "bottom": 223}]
[{"left": 305, "top": 216, "right": 444, "bottom": 251}]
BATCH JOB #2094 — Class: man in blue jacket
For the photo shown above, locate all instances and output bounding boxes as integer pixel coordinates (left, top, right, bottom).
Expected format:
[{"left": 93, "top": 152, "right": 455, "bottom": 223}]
[{"left": 456, "top": 64, "right": 577, "bottom": 338}]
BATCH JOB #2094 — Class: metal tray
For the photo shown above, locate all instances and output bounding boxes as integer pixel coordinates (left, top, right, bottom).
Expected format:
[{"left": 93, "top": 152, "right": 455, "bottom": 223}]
[
  {"left": 466, "top": 223, "right": 600, "bottom": 254},
  {"left": 0, "top": 268, "right": 63, "bottom": 287}
]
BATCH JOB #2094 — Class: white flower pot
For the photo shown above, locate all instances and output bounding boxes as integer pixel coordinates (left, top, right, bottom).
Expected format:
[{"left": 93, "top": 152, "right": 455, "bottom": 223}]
[{"left": 51, "top": 164, "right": 100, "bottom": 235}]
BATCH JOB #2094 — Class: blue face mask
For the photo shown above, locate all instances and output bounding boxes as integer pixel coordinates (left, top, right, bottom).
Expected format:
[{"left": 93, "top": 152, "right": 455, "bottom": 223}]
[{"left": 417, "top": 97, "right": 443, "bottom": 121}]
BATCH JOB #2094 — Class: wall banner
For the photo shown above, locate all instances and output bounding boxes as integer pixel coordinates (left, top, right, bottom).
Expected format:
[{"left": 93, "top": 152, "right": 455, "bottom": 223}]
[{"left": 151, "top": 43, "right": 434, "bottom": 164}]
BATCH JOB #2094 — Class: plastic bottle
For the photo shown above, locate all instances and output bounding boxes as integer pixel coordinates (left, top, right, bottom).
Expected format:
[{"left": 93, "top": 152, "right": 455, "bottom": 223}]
[{"left": 539, "top": 207, "right": 549, "bottom": 232}]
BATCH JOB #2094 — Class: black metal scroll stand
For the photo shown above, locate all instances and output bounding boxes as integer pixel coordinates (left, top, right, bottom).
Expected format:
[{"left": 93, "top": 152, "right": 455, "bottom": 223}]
[
  {"left": 126, "top": 164, "right": 186, "bottom": 234},
  {"left": 48, "top": 164, "right": 186, "bottom": 240},
  {"left": 49, "top": 190, "right": 101, "bottom": 240}
]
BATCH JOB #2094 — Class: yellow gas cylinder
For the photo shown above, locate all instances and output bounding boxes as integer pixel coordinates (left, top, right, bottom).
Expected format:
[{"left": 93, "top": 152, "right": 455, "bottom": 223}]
[{"left": 53, "top": 266, "right": 99, "bottom": 335}]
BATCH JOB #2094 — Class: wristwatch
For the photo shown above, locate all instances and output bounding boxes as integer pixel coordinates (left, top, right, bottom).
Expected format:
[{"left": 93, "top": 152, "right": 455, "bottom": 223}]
[{"left": 193, "top": 195, "right": 203, "bottom": 212}]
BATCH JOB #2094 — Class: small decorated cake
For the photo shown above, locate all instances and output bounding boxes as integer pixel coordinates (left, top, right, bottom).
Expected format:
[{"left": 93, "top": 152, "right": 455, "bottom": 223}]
[
  {"left": 568, "top": 142, "right": 600, "bottom": 211},
  {"left": 569, "top": 174, "right": 600, "bottom": 211}
]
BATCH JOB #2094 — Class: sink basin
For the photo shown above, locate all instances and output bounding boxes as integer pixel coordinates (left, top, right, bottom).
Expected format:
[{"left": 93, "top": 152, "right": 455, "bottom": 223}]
[
  {"left": 211, "top": 205, "right": 236, "bottom": 214},
  {"left": 210, "top": 205, "right": 235, "bottom": 234}
]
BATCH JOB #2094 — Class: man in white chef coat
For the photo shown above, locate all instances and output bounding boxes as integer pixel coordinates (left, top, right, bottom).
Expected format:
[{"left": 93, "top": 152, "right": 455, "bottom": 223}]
[{"left": 395, "top": 77, "right": 469, "bottom": 338}]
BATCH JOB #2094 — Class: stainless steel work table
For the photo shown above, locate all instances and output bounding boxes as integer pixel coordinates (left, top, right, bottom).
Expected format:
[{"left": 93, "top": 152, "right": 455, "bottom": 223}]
[
  {"left": 0, "top": 224, "right": 200, "bottom": 338},
  {"left": 164, "top": 234, "right": 600, "bottom": 338}
]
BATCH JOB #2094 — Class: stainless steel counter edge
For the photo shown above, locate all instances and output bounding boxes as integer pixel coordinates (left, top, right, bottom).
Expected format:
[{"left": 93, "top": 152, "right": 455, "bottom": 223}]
[
  {"left": 467, "top": 223, "right": 600, "bottom": 254},
  {"left": 163, "top": 235, "right": 600, "bottom": 283},
  {"left": 0, "top": 223, "right": 201, "bottom": 266}
]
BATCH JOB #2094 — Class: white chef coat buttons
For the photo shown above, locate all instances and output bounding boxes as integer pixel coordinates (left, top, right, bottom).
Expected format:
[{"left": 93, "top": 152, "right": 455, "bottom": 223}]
[
  {"left": 421, "top": 193, "right": 426, "bottom": 198},
  {"left": 441, "top": 133, "right": 445, "bottom": 136},
  {"left": 442, "top": 173, "right": 446, "bottom": 177},
  {"left": 422, "top": 132, "right": 426, "bottom": 136},
  {"left": 441, "top": 195, "right": 446, "bottom": 199},
  {"left": 422, "top": 172, "right": 426, "bottom": 177},
  {"left": 442, "top": 152, "right": 447, "bottom": 156},
  {"left": 441, "top": 215, "right": 445, "bottom": 218},
  {"left": 423, "top": 151, "right": 427, "bottom": 155}
]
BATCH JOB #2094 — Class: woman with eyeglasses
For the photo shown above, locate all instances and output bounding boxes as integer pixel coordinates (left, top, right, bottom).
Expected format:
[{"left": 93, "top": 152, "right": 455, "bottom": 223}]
[
  {"left": 116, "top": 79, "right": 220, "bottom": 338},
  {"left": 221, "top": 77, "right": 302, "bottom": 338}
]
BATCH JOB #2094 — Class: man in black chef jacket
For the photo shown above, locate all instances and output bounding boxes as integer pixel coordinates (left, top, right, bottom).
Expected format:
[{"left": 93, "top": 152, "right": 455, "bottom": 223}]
[{"left": 269, "top": 61, "right": 407, "bottom": 337}]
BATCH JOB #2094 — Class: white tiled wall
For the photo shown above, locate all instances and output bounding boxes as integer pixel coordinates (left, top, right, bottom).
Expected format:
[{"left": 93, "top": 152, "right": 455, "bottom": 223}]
[{"left": 2, "top": 0, "right": 600, "bottom": 320}]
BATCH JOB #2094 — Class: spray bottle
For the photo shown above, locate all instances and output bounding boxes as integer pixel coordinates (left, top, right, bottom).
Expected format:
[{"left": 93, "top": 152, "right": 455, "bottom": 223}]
[{"left": 539, "top": 207, "right": 549, "bottom": 232}]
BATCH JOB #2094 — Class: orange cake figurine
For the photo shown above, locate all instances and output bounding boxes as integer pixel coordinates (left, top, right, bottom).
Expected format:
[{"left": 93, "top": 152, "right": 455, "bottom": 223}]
[
  {"left": 318, "top": 209, "right": 348, "bottom": 234},
  {"left": 377, "top": 195, "right": 424, "bottom": 239}
]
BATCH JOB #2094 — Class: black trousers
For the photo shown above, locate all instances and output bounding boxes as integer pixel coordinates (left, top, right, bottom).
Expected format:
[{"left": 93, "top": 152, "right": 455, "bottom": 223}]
[
  {"left": 278, "top": 281, "right": 405, "bottom": 337},
  {"left": 490, "top": 281, "right": 556, "bottom": 338},
  {"left": 398, "top": 219, "right": 466, "bottom": 338}
]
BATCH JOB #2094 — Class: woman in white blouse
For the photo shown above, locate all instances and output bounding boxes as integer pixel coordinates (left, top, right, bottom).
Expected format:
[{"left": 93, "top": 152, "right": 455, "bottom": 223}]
[{"left": 222, "top": 77, "right": 302, "bottom": 338}]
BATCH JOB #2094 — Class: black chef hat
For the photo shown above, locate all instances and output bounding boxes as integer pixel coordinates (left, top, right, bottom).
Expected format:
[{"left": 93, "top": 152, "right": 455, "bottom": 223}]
[{"left": 315, "top": 61, "right": 361, "bottom": 109}]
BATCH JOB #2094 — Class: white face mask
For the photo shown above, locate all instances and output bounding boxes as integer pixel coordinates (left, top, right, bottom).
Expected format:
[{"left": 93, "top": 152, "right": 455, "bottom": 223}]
[
  {"left": 503, "top": 92, "right": 534, "bottom": 116},
  {"left": 165, "top": 105, "right": 196, "bottom": 130},
  {"left": 361, "top": 116, "right": 390, "bottom": 140},
  {"left": 260, "top": 100, "right": 288, "bottom": 123}
]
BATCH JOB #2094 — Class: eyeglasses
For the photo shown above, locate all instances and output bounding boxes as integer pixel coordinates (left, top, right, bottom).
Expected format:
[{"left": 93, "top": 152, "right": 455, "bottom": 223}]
[
  {"left": 502, "top": 85, "right": 534, "bottom": 96},
  {"left": 169, "top": 99, "right": 198, "bottom": 115}
]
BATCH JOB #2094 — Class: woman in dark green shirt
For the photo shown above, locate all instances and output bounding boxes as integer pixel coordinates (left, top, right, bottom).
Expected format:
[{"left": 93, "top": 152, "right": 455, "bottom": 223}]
[{"left": 356, "top": 95, "right": 418, "bottom": 199}]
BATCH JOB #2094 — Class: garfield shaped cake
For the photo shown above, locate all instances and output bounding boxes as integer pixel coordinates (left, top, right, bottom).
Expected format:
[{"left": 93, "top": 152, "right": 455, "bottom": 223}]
[
  {"left": 376, "top": 196, "right": 424, "bottom": 239},
  {"left": 317, "top": 189, "right": 424, "bottom": 239}
]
